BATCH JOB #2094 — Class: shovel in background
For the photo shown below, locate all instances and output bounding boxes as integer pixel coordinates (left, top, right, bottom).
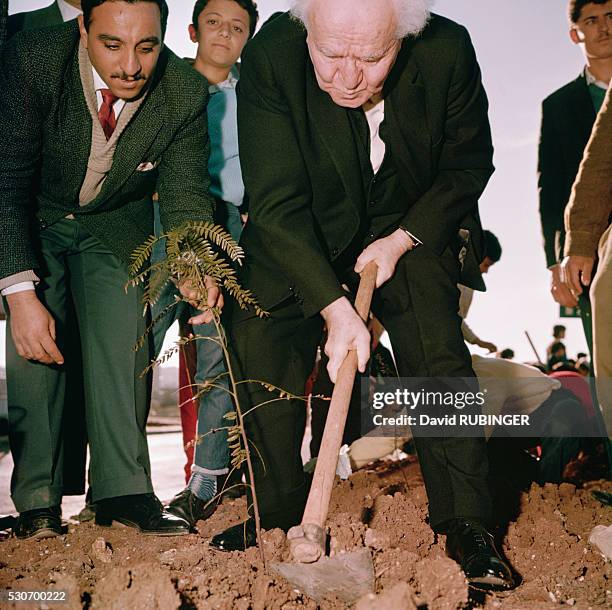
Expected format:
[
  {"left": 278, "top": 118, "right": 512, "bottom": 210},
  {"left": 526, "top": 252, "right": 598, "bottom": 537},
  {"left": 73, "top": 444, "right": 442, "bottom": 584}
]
[{"left": 271, "top": 262, "right": 378, "bottom": 604}]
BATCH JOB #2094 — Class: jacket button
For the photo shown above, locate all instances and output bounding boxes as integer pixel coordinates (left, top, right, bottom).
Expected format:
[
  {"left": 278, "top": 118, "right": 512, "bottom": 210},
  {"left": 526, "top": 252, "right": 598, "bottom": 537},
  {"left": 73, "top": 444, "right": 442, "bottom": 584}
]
[
  {"left": 332, "top": 247, "right": 339, "bottom": 257},
  {"left": 369, "top": 200, "right": 376, "bottom": 207},
  {"left": 368, "top": 232, "right": 375, "bottom": 239}
]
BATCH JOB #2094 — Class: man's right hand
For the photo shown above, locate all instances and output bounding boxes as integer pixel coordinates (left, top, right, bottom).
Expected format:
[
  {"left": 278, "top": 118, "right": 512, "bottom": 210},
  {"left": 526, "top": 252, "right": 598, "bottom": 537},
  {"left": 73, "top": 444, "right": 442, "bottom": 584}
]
[
  {"left": 320, "top": 296, "right": 370, "bottom": 383},
  {"left": 6, "top": 291, "right": 64, "bottom": 365},
  {"left": 549, "top": 264, "right": 578, "bottom": 308}
]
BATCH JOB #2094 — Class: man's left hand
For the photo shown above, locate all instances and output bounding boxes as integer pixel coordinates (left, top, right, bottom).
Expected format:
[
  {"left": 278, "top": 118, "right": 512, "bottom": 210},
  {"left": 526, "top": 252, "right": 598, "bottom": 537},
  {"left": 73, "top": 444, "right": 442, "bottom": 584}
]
[
  {"left": 178, "top": 276, "right": 224, "bottom": 325},
  {"left": 560, "top": 255, "right": 595, "bottom": 298},
  {"left": 355, "top": 229, "right": 414, "bottom": 287}
]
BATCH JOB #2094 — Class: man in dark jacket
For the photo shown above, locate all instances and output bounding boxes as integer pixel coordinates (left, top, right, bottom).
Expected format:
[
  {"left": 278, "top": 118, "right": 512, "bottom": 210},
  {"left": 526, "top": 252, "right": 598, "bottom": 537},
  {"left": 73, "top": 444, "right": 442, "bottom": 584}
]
[
  {"left": 0, "top": 0, "right": 218, "bottom": 539},
  {"left": 538, "top": 0, "right": 611, "bottom": 350},
  {"left": 210, "top": 0, "right": 514, "bottom": 590}
]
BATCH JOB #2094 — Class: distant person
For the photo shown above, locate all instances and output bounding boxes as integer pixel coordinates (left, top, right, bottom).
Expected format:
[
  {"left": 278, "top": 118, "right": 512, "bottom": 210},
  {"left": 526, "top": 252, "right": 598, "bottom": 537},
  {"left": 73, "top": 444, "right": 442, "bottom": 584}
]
[
  {"left": 537, "top": 0, "right": 611, "bottom": 355},
  {"left": 499, "top": 349, "right": 515, "bottom": 360},
  {"left": 561, "top": 85, "right": 611, "bottom": 437},
  {"left": 548, "top": 342, "right": 568, "bottom": 370},
  {"left": 7, "top": 0, "right": 80, "bottom": 38},
  {"left": 546, "top": 325, "right": 567, "bottom": 361},
  {"left": 459, "top": 230, "right": 502, "bottom": 353}
]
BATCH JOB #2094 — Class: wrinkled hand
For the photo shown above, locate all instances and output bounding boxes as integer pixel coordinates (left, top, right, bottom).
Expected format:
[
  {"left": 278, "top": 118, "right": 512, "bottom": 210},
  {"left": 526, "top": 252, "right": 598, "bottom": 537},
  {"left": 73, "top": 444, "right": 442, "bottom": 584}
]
[
  {"left": 560, "top": 255, "right": 594, "bottom": 298},
  {"left": 354, "top": 229, "right": 414, "bottom": 288},
  {"left": 178, "top": 276, "right": 224, "bottom": 325},
  {"left": 320, "top": 296, "right": 370, "bottom": 383},
  {"left": 7, "top": 291, "right": 64, "bottom": 365},
  {"left": 478, "top": 340, "right": 497, "bottom": 354},
  {"left": 549, "top": 264, "right": 578, "bottom": 307}
]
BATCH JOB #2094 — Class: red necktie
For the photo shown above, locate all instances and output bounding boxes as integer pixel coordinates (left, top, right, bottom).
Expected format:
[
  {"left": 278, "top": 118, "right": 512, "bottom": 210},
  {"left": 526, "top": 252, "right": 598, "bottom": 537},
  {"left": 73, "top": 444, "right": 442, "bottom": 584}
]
[{"left": 98, "top": 89, "right": 118, "bottom": 140}]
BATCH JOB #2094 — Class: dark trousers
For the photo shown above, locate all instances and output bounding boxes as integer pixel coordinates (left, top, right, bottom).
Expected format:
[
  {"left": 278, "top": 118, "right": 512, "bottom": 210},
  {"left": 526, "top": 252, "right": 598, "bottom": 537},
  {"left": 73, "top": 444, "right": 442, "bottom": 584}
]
[
  {"left": 227, "top": 244, "right": 492, "bottom": 532},
  {"left": 6, "top": 220, "right": 153, "bottom": 512}
]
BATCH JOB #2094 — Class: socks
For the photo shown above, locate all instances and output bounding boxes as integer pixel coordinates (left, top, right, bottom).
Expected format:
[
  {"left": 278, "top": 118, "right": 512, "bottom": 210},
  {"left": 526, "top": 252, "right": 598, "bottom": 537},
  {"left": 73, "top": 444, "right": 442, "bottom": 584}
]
[{"left": 187, "top": 472, "right": 217, "bottom": 502}]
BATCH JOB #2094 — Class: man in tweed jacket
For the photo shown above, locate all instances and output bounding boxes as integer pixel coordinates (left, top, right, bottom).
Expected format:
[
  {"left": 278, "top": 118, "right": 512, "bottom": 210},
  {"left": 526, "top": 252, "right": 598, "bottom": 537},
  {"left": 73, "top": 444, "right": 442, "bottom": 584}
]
[{"left": 0, "top": 0, "right": 216, "bottom": 538}]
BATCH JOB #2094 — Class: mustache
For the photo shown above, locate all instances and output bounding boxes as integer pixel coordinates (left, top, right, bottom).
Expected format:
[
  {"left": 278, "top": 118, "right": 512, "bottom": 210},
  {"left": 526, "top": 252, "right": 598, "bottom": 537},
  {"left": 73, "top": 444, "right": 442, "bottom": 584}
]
[{"left": 111, "top": 73, "right": 146, "bottom": 81}]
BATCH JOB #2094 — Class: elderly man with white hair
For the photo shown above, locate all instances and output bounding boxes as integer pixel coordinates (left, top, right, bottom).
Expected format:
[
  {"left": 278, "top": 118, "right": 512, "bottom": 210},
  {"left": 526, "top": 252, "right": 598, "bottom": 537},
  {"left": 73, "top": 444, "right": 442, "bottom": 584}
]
[{"left": 211, "top": 0, "right": 515, "bottom": 589}]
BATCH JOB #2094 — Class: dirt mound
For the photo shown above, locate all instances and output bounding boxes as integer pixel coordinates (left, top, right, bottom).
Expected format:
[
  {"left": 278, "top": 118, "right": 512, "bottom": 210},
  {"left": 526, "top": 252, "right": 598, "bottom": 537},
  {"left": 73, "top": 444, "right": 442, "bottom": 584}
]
[{"left": 1, "top": 460, "right": 610, "bottom": 609}]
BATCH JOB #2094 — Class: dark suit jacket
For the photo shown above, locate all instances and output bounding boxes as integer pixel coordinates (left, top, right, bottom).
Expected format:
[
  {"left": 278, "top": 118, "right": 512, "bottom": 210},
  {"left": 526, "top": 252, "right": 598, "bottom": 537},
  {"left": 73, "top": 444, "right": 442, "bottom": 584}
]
[
  {"left": 7, "top": 0, "right": 63, "bottom": 38},
  {"left": 564, "top": 86, "right": 612, "bottom": 257},
  {"left": 237, "top": 14, "right": 493, "bottom": 318},
  {"left": 0, "top": 21, "right": 214, "bottom": 281},
  {"left": 538, "top": 73, "right": 597, "bottom": 268}
]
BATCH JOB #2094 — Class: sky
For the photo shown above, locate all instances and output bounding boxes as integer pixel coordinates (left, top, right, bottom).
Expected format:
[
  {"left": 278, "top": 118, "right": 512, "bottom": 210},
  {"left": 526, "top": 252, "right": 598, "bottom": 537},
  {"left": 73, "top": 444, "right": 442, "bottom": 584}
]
[{"left": 3, "top": 0, "right": 591, "bottom": 365}]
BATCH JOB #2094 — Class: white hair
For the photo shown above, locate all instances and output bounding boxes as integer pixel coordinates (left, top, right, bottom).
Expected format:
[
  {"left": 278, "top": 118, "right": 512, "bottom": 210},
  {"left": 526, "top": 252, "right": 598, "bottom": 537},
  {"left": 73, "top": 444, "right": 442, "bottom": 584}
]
[{"left": 290, "top": 0, "right": 432, "bottom": 39}]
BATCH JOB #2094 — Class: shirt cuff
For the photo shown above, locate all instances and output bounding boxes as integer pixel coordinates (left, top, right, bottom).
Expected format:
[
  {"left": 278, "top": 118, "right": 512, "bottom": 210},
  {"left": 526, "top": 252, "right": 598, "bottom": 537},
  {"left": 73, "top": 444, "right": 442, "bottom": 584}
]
[
  {"left": 398, "top": 226, "right": 423, "bottom": 248},
  {"left": 1, "top": 281, "right": 36, "bottom": 296}
]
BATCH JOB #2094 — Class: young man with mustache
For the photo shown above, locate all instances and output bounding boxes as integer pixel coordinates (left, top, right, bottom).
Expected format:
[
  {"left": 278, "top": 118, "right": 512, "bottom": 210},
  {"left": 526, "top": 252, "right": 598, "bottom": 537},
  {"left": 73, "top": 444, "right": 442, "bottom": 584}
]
[{"left": 0, "top": 0, "right": 218, "bottom": 539}]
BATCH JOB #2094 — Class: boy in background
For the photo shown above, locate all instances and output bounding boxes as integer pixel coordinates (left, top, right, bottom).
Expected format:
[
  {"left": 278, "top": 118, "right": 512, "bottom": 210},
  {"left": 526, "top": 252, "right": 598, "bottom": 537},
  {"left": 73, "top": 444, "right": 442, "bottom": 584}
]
[{"left": 162, "top": 0, "right": 259, "bottom": 528}]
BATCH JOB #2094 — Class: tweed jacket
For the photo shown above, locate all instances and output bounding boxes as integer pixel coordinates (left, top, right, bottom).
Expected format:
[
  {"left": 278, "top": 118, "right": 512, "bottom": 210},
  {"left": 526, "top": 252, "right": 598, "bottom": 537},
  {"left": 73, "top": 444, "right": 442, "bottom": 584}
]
[
  {"left": 564, "top": 86, "right": 612, "bottom": 257},
  {"left": 237, "top": 14, "right": 493, "bottom": 318},
  {"left": 538, "top": 74, "right": 597, "bottom": 268},
  {"left": 0, "top": 21, "right": 214, "bottom": 282}
]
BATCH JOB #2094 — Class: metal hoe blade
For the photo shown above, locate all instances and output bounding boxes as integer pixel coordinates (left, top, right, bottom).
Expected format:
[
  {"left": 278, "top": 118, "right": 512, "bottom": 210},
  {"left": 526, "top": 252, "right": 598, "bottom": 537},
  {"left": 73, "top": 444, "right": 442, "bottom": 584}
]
[{"left": 271, "top": 548, "right": 375, "bottom": 604}]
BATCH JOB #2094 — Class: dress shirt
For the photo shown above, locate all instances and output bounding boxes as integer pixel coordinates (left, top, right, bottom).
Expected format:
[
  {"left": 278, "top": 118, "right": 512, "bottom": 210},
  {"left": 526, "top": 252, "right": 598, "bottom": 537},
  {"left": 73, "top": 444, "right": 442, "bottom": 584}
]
[
  {"left": 207, "top": 68, "right": 244, "bottom": 206},
  {"left": 57, "top": 0, "right": 82, "bottom": 22},
  {"left": 1, "top": 66, "right": 124, "bottom": 296},
  {"left": 585, "top": 67, "right": 610, "bottom": 91},
  {"left": 363, "top": 96, "right": 422, "bottom": 247}
]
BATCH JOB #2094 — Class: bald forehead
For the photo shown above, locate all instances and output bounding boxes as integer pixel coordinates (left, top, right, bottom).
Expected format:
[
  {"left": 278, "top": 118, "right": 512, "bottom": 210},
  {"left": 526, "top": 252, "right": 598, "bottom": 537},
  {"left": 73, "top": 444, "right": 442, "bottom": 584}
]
[{"left": 308, "top": 0, "right": 397, "bottom": 53}]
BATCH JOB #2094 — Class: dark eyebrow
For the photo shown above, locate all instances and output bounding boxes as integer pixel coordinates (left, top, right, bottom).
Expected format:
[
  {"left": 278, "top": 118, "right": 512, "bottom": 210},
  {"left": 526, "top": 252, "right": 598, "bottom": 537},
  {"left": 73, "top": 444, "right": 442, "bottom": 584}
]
[
  {"left": 204, "top": 10, "right": 248, "bottom": 26},
  {"left": 97, "top": 34, "right": 160, "bottom": 45},
  {"left": 98, "top": 34, "right": 122, "bottom": 42}
]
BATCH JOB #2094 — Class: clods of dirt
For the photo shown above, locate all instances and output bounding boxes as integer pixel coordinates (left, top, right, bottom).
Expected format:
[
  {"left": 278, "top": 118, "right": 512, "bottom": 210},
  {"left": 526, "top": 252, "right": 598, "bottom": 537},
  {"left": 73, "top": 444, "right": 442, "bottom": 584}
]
[{"left": 1, "top": 459, "right": 610, "bottom": 609}]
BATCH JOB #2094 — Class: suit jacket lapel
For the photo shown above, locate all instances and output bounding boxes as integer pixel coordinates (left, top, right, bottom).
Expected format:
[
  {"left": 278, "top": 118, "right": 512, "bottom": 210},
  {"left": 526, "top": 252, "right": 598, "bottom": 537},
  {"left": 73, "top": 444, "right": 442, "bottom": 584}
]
[
  {"left": 384, "top": 40, "right": 431, "bottom": 194},
  {"left": 59, "top": 41, "right": 93, "bottom": 204},
  {"left": 305, "top": 61, "right": 364, "bottom": 212}
]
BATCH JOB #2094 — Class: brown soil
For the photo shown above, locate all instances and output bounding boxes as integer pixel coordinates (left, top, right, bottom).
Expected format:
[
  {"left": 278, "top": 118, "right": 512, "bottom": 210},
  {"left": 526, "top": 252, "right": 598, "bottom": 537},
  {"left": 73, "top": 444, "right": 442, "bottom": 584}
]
[{"left": 1, "top": 458, "right": 610, "bottom": 609}]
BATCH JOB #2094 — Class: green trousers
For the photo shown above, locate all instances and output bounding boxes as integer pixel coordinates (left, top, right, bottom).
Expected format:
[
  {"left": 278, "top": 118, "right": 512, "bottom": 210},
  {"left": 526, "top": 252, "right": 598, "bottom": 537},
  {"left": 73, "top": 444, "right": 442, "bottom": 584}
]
[{"left": 6, "top": 219, "right": 153, "bottom": 512}]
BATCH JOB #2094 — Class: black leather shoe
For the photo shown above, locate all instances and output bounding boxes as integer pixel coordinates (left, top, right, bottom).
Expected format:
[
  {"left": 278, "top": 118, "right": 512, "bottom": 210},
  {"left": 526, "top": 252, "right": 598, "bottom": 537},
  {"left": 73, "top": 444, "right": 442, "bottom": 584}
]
[
  {"left": 210, "top": 518, "right": 257, "bottom": 551},
  {"left": 446, "top": 520, "right": 515, "bottom": 590},
  {"left": 165, "top": 488, "right": 217, "bottom": 528},
  {"left": 95, "top": 493, "right": 190, "bottom": 536},
  {"left": 14, "top": 507, "right": 63, "bottom": 540}
]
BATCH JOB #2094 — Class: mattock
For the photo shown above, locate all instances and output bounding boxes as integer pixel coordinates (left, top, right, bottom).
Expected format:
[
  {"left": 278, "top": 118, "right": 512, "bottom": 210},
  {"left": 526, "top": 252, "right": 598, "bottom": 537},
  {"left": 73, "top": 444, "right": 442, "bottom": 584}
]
[{"left": 287, "top": 262, "right": 377, "bottom": 563}]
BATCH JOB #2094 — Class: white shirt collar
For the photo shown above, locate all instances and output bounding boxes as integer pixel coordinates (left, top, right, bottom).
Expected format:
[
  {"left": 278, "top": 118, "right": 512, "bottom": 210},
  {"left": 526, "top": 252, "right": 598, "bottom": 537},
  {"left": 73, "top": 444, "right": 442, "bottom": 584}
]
[
  {"left": 92, "top": 65, "right": 109, "bottom": 92},
  {"left": 56, "top": 0, "right": 82, "bottom": 22},
  {"left": 585, "top": 67, "right": 609, "bottom": 91},
  {"left": 91, "top": 65, "right": 126, "bottom": 116}
]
